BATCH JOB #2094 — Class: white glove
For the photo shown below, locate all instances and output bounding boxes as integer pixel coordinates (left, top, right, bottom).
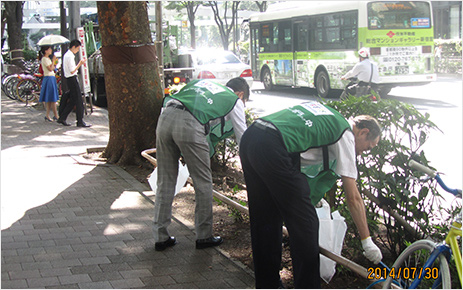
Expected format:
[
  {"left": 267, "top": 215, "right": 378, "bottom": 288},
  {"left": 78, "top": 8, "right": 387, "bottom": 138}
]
[{"left": 361, "top": 236, "right": 382, "bottom": 264}]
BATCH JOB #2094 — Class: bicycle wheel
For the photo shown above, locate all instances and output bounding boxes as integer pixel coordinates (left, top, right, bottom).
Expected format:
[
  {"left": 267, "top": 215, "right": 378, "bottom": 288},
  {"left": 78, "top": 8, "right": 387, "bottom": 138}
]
[
  {"left": 16, "top": 79, "right": 41, "bottom": 103},
  {"left": 382, "top": 239, "right": 451, "bottom": 289},
  {"left": 2, "top": 75, "right": 20, "bottom": 100}
]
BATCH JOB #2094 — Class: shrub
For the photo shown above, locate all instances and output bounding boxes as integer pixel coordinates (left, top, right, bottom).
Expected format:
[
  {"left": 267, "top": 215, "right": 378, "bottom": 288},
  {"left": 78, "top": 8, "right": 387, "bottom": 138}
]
[
  {"left": 212, "top": 108, "right": 258, "bottom": 168},
  {"left": 434, "top": 39, "right": 462, "bottom": 74},
  {"left": 325, "top": 96, "right": 461, "bottom": 259}
]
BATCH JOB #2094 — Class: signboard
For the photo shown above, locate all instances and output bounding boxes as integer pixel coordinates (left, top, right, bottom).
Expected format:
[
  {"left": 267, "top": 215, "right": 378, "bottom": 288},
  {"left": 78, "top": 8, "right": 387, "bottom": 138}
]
[
  {"left": 411, "top": 18, "right": 430, "bottom": 28},
  {"left": 77, "top": 27, "right": 91, "bottom": 94}
]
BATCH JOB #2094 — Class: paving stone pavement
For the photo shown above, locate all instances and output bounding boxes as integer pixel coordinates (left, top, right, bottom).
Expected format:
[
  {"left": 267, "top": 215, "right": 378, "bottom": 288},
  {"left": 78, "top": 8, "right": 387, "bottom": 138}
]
[{"left": 1, "top": 94, "right": 255, "bottom": 289}]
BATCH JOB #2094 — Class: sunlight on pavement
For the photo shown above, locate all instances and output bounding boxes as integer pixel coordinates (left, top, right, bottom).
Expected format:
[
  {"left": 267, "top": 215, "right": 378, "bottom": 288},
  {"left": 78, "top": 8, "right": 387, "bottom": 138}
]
[
  {"left": 1, "top": 150, "right": 94, "bottom": 230},
  {"left": 110, "top": 190, "right": 152, "bottom": 210}
]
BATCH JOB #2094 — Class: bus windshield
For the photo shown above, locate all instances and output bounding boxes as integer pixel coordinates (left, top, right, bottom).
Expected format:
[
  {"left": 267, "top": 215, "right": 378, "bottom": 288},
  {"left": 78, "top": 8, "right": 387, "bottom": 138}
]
[{"left": 367, "top": 1, "right": 431, "bottom": 30}]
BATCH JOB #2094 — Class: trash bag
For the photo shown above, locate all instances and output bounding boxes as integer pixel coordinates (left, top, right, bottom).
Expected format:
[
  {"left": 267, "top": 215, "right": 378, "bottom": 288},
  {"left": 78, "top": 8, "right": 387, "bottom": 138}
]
[
  {"left": 316, "top": 199, "right": 347, "bottom": 283},
  {"left": 148, "top": 161, "right": 190, "bottom": 196}
]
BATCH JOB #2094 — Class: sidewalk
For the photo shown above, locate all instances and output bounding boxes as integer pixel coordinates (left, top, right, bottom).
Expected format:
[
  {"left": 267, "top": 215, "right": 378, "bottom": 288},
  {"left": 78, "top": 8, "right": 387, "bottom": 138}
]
[{"left": 1, "top": 94, "right": 254, "bottom": 289}]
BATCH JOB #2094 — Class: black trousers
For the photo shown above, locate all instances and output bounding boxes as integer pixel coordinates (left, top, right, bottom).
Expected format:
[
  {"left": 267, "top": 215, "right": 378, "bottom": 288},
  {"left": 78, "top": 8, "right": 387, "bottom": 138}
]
[
  {"left": 59, "top": 76, "right": 84, "bottom": 123},
  {"left": 240, "top": 123, "right": 321, "bottom": 289}
]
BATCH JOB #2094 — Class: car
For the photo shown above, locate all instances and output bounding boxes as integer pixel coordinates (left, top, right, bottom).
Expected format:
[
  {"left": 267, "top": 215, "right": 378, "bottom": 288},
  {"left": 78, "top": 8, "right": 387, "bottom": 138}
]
[{"left": 182, "top": 49, "right": 253, "bottom": 88}]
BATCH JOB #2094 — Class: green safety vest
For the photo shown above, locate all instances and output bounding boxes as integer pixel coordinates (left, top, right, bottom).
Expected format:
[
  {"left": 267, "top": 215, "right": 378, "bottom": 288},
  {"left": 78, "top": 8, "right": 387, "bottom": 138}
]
[
  {"left": 261, "top": 102, "right": 351, "bottom": 205},
  {"left": 163, "top": 80, "right": 239, "bottom": 157}
]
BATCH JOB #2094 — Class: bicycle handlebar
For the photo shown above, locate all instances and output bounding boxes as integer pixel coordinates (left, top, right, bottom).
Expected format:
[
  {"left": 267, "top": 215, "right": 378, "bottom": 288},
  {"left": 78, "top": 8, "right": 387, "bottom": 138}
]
[
  {"left": 409, "top": 160, "right": 437, "bottom": 177},
  {"left": 409, "top": 160, "right": 462, "bottom": 197}
]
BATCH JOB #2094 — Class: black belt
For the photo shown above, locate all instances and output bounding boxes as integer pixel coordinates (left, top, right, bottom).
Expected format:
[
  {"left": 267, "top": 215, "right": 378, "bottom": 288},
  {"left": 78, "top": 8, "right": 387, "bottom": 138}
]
[{"left": 167, "top": 103, "right": 186, "bottom": 110}]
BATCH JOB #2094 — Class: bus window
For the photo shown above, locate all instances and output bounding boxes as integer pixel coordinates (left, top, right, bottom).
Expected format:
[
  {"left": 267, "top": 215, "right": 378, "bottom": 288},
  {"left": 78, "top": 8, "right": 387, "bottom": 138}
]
[
  {"left": 294, "top": 22, "right": 308, "bottom": 51},
  {"left": 260, "top": 23, "right": 272, "bottom": 52},
  {"left": 367, "top": 1, "right": 432, "bottom": 30},
  {"left": 273, "top": 24, "right": 279, "bottom": 47},
  {"left": 279, "top": 21, "right": 292, "bottom": 52},
  {"left": 309, "top": 11, "right": 357, "bottom": 50}
]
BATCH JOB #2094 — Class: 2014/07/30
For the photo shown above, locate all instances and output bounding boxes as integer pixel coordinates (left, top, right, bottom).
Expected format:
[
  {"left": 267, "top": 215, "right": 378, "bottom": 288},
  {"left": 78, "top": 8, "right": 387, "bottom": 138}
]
[{"left": 367, "top": 267, "right": 439, "bottom": 280}]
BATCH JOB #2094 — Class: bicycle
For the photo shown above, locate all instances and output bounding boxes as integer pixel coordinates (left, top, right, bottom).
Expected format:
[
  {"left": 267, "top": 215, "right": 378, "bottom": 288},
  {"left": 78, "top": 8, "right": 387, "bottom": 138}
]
[
  {"left": 16, "top": 74, "right": 42, "bottom": 105},
  {"left": 381, "top": 160, "right": 462, "bottom": 289},
  {"left": 339, "top": 77, "right": 380, "bottom": 101}
]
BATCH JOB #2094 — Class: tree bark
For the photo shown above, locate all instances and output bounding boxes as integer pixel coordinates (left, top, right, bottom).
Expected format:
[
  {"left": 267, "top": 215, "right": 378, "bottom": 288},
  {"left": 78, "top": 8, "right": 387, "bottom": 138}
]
[
  {"left": 184, "top": 1, "right": 200, "bottom": 49},
  {"left": 97, "top": 1, "right": 163, "bottom": 166},
  {"left": 256, "top": 1, "right": 268, "bottom": 12},
  {"left": 4, "top": 1, "right": 25, "bottom": 69}
]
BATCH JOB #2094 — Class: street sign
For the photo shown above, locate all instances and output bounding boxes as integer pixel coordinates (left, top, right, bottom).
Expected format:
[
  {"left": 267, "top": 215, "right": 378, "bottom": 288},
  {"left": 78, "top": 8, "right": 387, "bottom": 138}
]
[{"left": 77, "top": 27, "right": 91, "bottom": 94}]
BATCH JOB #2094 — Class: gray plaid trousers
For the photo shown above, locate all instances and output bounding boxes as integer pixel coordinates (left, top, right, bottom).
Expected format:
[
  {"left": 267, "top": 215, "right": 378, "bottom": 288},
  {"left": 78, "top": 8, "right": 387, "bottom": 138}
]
[{"left": 153, "top": 107, "right": 214, "bottom": 242}]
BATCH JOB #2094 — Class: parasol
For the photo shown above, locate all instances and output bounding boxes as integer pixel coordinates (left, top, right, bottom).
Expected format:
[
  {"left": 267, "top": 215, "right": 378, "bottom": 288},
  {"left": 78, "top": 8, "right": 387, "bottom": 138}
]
[{"left": 37, "top": 35, "right": 70, "bottom": 46}]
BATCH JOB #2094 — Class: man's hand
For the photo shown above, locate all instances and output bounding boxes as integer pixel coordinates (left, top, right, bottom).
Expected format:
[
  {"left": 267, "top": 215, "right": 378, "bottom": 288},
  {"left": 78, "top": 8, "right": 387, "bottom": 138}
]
[{"left": 361, "top": 236, "right": 382, "bottom": 264}]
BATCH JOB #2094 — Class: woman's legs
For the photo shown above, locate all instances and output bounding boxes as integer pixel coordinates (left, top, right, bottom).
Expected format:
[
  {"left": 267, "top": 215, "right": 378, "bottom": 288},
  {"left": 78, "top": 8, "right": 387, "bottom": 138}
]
[
  {"left": 51, "top": 102, "right": 58, "bottom": 119},
  {"left": 45, "top": 102, "right": 51, "bottom": 120}
]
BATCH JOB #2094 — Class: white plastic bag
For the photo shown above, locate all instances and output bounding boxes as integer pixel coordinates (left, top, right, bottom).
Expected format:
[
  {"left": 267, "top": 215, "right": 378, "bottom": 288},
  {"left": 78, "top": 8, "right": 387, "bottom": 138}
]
[
  {"left": 316, "top": 199, "right": 347, "bottom": 283},
  {"left": 148, "top": 161, "right": 190, "bottom": 196}
]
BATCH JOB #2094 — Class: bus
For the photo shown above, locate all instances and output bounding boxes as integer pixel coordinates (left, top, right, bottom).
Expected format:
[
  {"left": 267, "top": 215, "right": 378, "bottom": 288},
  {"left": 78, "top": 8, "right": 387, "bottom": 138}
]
[{"left": 249, "top": 1, "right": 436, "bottom": 98}]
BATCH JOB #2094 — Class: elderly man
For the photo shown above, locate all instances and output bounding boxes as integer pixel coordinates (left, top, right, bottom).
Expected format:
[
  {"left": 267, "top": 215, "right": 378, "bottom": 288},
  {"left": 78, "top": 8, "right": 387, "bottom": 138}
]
[{"left": 240, "top": 101, "right": 383, "bottom": 288}]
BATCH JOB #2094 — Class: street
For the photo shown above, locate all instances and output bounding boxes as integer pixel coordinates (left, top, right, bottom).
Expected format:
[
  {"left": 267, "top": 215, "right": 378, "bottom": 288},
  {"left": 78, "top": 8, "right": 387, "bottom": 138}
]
[{"left": 246, "top": 76, "right": 462, "bottom": 200}]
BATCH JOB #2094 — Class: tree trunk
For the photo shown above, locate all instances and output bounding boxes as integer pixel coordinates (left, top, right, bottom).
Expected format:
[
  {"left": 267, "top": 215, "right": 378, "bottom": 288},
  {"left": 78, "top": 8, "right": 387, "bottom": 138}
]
[
  {"left": 209, "top": 1, "right": 239, "bottom": 51},
  {"left": 185, "top": 2, "right": 200, "bottom": 49},
  {"left": 4, "top": 1, "right": 25, "bottom": 69},
  {"left": 97, "top": 1, "right": 163, "bottom": 166}
]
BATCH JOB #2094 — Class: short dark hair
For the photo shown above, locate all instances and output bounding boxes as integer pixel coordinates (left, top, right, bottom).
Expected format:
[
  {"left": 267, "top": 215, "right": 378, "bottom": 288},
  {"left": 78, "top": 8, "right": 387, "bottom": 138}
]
[
  {"left": 226, "top": 77, "right": 250, "bottom": 101},
  {"left": 70, "top": 39, "right": 82, "bottom": 49},
  {"left": 353, "top": 115, "right": 381, "bottom": 140}
]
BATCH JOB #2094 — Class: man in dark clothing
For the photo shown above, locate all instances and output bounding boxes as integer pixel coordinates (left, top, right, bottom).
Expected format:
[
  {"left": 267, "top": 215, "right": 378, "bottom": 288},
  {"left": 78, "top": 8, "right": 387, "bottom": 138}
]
[{"left": 57, "top": 39, "right": 91, "bottom": 127}]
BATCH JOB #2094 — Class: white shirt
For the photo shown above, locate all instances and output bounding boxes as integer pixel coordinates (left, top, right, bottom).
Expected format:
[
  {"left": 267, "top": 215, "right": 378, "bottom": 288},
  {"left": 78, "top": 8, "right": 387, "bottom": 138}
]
[
  {"left": 223, "top": 98, "right": 246, "bottom": 145},
  {"left": 300, "top": 125, "right": 357, "bottom": 179},
  {"left": 342, "top": 58, "right": 380, "bottom": 84},
  {"left": 41, "top": 57, "right": 54, "bottom": 77},
  {"left": 63, "top": 50, "right": 77, "bottom": 78}
]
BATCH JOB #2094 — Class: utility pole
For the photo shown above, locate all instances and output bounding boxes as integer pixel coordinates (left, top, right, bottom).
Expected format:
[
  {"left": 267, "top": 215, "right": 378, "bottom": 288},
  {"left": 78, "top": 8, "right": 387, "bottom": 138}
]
[
  {"left": 155, "top": 2, "right": 164, "bottom": 90},
  {"left": 68, "top": 1, "right": 80, "bottom": 40},
  {"left": 60, "top": 1, "right": 69, "bottom": 92}
]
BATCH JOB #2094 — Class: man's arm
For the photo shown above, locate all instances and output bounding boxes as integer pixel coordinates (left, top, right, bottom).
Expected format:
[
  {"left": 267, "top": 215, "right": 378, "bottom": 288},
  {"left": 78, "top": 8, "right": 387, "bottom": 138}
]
[
  {"left": 342, "top": 176, "right": 383, "bottom": 264},
  {"left": 341, "top": 62, "right": 362, "bottom": 80},
  {"left": 341, "top": 176, "right": 370, "bottom": 239},
  {"left": 227, "top": 100, "right": 247, "bottom": 145},
  {"left": 70, "top": 58, "right": 86, "bottom": 75}
]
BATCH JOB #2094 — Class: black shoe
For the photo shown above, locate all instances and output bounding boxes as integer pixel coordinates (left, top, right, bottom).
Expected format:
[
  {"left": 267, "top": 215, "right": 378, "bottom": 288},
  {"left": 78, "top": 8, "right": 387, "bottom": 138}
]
[
  {"left": 77, "top": 122, "right": 92, "bottom": 128},
  {"left": 52, "top": 116, "right": 58, "bottom": 121},
  {"left": 155, "top": 236, "right": 177, "bottom": 251},
  {"left": 44, "top": 116, "right": 53, "bottom": 122},
  {"left": 57, "top": 119, "right": 71, "bottom": 126},
  {"left": 196, "top": 236, "right": 223, "bottom": 249}
]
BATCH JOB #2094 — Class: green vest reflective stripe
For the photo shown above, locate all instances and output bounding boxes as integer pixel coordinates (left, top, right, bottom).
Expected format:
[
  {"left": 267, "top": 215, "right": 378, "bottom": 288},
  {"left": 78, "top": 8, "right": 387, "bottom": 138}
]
[
  {"left": 261, "top": 102, "right": 351, "bottom": 205},
  {"left": 163, "top": 80, "right": 239, "bottom": 157}
]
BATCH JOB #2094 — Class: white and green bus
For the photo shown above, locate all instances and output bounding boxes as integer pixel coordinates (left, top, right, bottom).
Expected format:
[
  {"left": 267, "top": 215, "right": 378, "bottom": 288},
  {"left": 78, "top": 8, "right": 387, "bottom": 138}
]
[{"left": 249, "top": 1, "right": 436, "bottom": 97}]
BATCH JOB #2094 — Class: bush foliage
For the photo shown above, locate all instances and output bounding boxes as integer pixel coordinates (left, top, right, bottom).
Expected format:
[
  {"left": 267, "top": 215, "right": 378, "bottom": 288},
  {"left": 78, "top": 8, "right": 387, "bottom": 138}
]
[{"left": 216, "top": 96, "right": 461, "bottom": 263}]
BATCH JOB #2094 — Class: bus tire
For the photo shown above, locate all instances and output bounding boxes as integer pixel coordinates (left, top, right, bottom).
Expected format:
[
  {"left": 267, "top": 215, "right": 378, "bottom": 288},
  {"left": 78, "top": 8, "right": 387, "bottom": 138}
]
[
  {"left": 379, "top": 86, "right": 392, "bottom": 98},
  {"left": 315, "top": 70, "right": 331, "bottom": 98},
  {"left": 262, "top": 68, "right": 274, "bottom": 91}
]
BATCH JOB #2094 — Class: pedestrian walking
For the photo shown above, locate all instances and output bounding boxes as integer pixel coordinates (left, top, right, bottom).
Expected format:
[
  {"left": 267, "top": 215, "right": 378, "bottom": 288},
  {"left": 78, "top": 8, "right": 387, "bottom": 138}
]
[
  {"left": 153, "top": 78, "right": 249, "bottom": 251},
  {"left": 57, "top": 39, "right": 91, "bottom": 127},
  {"left": 38, "top": 46, "right": 59, "bottom": 122},
  {"left": 240, "top": 102, "right": 383, "bottom": 288}
]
